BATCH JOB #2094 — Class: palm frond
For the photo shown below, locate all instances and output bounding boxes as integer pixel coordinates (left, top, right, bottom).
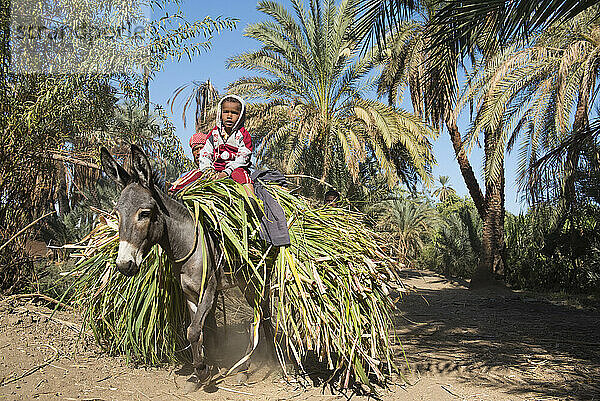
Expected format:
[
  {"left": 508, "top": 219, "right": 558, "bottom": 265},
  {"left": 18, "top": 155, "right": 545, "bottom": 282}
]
[{"left": 228, "top": 0, "right": 434, "bottom": 194}]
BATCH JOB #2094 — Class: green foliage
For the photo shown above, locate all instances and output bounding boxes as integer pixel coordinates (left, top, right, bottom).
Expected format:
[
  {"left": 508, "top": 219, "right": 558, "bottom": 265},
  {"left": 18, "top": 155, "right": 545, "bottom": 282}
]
[
  {"left": 74, "top": 237, "right": 188, "bottom": 365},
  {"left": 144, "top": 3, "right": 238, "bottom": 74},
  {"left": 415, "top": 194, "right": 600, "bottom": 293},
  {"left": 419, "top": 196, "right": 482, "bottom": 278},
  {"left": 168, "top": 79, "right": 220, "bottom": 133},
  {"left": 0, "top": 72, "right": 118, "bottom": 291},
  {"left": 504, "top": 205, "right": 600, "bottom": 293},
  {"left": 104, "top": 101, "right": 190, "bottom": 176},
  {"left": 35, "top": 101, "right": 188, "bottom": 247},
  {"left": 40, "top": 178, "right": 119, "bottom": 246},
  {"left": 351, "top": 0, "right": 600, "bottom": 294},
  {"left": 432, "top": 175, "right": 456, "bottom": 202},
  {"left": 0, "top": 0, "right": 231, "bottom": 291},
  {"left": 427, "top": 0, "right": 599, "bottom": 65},
  {"left": 369, "top": 194, "right": 440, "bottom": 265},
  {"left": 457, "top": 8, "right": 600, "bottom": 202}
]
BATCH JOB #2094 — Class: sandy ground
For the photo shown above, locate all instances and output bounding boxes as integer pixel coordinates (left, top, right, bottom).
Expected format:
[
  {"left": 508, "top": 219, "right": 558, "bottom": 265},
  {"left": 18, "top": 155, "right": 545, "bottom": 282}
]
[{"left": 1, "top": 270, "right": 599, "bottom": 401}]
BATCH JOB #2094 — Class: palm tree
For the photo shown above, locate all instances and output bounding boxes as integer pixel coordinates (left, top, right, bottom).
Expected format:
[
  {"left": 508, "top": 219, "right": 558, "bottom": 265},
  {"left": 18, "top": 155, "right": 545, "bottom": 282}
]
[
  {"left": 460, "top": 8, "right": 600, "bottom": 219},
  {"left": 354, "top": 0, "right": 599, "bottom": 77},
  {"left": 354, "top": 1, "right": 600, "bottom": 288},
  {"left": 168, "top": 79, "right": 220, "bottom": 133},
  {"left": 226, "top": 0, "right": 435, "bottom": 193},
  {"left": 428, "top": 0, "right": 599, "bottom": 56},
  {"left": 432, "top": 175, "right": 456, "bottom": 202},
  {"left": 437, "top": 201, "right": 482, "bottom": 278},
  {"left": 370, "top": 2, "right": 506, "bottom": 287},
  {"left": 453, "top": 10, "right": 600, "bottom": 278},
  {"left": 368, "top": 1, "right": 485, "bottom": 212},
  {"left": 371, "top": 196, "right": 440, "bottom": 264}
]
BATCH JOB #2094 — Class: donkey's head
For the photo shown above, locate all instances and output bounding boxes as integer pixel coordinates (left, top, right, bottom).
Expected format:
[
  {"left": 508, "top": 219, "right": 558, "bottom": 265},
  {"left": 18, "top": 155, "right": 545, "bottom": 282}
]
[{"left": 100, "top": 145, "right": 166, "bottom": 276}]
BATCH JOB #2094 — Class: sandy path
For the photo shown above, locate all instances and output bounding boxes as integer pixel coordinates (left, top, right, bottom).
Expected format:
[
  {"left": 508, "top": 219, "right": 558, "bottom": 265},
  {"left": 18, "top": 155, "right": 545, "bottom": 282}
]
[{"left": 1, "top": 270, "right": 598, "bottom": 400}]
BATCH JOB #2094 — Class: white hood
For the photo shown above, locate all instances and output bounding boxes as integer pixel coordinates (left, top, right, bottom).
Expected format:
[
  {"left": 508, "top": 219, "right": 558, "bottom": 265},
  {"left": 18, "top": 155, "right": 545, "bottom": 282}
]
[{"left": 216, "top": 94, "right": 246, "bottom": 133}]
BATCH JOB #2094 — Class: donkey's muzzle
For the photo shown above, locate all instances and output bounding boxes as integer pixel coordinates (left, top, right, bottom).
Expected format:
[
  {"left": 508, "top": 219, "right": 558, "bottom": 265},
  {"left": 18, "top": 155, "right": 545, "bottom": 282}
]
[{"left": 117, "top": 260, "right": 139, "bottom": 277}]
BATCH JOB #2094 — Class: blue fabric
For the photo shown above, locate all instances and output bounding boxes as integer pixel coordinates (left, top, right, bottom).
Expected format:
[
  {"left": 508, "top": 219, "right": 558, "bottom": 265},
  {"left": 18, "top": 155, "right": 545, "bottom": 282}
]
[{"left": 251, "top": 170, "right": 291, "bottom": 247}]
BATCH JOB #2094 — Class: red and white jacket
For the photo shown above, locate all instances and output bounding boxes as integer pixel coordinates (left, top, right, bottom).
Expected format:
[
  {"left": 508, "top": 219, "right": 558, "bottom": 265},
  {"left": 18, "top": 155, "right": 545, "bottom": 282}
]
[{"left": 196, "top": 95, "right": 253, "bottom": 176}]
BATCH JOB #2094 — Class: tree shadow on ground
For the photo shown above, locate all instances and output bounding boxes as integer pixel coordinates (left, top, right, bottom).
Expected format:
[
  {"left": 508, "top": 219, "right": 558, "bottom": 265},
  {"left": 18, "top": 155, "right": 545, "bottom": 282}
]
[{"left": 394, "top": 269, "right": 600, "bottom": 399}]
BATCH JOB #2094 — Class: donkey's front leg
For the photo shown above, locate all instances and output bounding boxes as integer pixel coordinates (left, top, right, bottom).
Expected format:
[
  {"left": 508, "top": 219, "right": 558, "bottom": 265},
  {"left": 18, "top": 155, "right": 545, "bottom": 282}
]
[
  {"left": 187, "top": 273, "right": 218, "bottom": 382},
  {"left": 184, "top": 299, "right": 204, "bottom": 393}
]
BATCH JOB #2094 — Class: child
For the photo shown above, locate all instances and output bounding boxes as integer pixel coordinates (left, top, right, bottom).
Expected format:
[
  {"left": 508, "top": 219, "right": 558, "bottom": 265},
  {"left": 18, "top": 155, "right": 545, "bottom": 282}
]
[
  {"left": 190, "top": 132, "right": 209, "bottom": 166},
  {"left": 197, "top": 94, "right": 254, "bottom": 194},
  {"left": 168, "top": 132, "right": 209, "bottom": 193}
]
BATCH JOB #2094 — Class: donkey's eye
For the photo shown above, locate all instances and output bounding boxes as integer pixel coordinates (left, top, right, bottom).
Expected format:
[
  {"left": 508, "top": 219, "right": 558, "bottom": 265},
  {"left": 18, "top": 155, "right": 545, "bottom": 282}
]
[{"left": 138, "top": 210, "right": 151, "bottom": 220}]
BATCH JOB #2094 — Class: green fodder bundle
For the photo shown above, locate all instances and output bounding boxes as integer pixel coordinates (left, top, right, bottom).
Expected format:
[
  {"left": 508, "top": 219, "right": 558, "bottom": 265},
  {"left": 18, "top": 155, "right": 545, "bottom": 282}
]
[
  {"left": 70, "top": 219, "right": 188, "bottom": 365},
  {"left": 70, "top": 178, "right": 402, "bottom": 387}
]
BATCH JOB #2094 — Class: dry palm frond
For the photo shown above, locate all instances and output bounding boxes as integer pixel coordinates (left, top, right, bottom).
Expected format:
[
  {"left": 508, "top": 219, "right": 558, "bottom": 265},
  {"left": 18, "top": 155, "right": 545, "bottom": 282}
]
[{"left": 70, "top": 178, "right": 401, "bottom": 389}]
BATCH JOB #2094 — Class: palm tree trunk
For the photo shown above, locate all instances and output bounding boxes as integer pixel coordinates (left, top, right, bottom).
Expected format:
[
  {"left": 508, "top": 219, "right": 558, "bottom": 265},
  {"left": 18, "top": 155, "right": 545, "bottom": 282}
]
[
  {"left": 445, "top": 115, "right": 507, "bottom": 287},
  {"left": 471, "top": 129, "right": 505, "bottom": 288},
  {"left": 573, "top": 76, "right": 591, "bottom": 134},
  {"left": 445, "top": 117, "right": 486, "bottom": 219},
  {"left": 499, "top": 169, "right": 506, "bottom": 277}
]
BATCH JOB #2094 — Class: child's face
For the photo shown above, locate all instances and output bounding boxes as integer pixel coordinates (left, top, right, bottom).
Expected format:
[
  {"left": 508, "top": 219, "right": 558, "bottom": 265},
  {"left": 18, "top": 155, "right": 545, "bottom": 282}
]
[
  {"left": 192, "top": 142, "right": 205, "bottom": 165},
  {"left": 221, "top": 101, "right": 242, "bottom": 132}
]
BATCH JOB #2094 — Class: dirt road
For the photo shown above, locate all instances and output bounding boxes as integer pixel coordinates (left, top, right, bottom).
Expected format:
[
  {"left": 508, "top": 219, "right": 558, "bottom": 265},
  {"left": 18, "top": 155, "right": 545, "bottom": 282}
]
[{"left": 1, "top": 270, "right": 598, "bottom": 400}]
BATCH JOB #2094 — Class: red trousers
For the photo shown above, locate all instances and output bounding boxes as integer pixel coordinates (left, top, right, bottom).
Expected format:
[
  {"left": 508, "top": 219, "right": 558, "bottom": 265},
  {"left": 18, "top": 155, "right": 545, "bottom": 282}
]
[{"left": 215, "top": 166, "right": 252, "bottom": 184}]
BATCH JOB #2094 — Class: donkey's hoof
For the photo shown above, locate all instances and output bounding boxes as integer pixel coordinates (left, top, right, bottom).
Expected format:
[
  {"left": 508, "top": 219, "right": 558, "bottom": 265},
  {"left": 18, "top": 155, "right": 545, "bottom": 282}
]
[
  {"left": 183, "top": 376, "right": 201, "bottom": 394},
  {"left": 196, "top": 365, "right": 213, "bottom": 384},
  {"left": 234, "top": 371, "right": 249, "bottom": 385}
]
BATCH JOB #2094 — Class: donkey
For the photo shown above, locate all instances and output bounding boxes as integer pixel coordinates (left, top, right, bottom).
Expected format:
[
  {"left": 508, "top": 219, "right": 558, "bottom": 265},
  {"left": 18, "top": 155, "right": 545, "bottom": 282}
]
[{"left": 100, "top": 145, "right": 275, "bottom": 391}]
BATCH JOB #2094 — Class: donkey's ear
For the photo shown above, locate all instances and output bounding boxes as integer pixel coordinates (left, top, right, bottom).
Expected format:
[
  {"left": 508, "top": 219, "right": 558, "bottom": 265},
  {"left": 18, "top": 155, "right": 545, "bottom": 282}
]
[
  {"left": 130, "top": 144, "right": 153, "bottom": 189},
  {"left": 100, "top": 147, "right": 130, "bottom": 187}
]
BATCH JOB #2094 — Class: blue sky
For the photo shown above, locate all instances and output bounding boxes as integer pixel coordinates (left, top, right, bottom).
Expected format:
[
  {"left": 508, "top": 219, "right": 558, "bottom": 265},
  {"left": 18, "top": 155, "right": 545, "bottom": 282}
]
[{"left": 150, "top": 0, "right": 526, "bottom": 213}]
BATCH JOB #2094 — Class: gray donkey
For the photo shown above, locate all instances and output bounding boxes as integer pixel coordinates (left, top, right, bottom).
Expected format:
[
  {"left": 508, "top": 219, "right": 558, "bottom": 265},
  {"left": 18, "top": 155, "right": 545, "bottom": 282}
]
[{"left": 100, "top": 145, "right": 275, "bottom": 391}]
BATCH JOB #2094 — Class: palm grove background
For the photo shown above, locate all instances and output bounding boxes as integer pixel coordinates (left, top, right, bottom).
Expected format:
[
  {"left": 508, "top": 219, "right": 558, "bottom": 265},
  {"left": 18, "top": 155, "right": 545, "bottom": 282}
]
[{"left": 2, "top": 0, "right": 600, "bottom": 296}]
